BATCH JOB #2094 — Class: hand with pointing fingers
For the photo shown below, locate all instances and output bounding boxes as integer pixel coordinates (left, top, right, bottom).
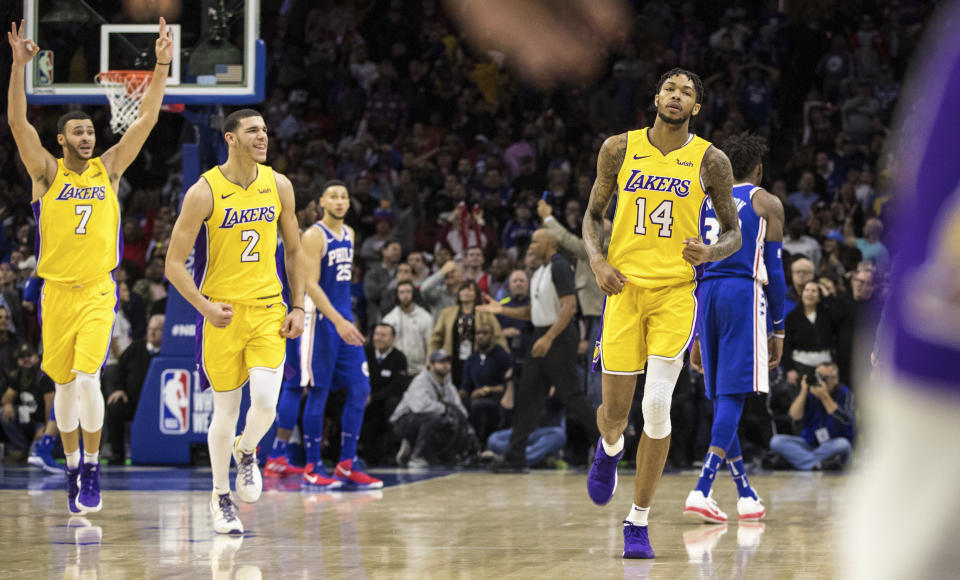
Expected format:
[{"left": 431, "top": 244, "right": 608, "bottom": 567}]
[{"left": 8, "top": 20, "right": 39, "bottom": 66}]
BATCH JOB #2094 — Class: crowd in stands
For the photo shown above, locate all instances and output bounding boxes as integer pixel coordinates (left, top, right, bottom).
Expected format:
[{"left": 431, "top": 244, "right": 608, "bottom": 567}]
[{"left": 0, "top": 0, "right": 935, "bottom": 469}]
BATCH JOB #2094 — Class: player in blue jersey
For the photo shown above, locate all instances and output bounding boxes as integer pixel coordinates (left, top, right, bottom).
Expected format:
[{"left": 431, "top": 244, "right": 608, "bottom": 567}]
[
  {"left": 298, "top": 180, "right": 381, "bottom": 490},
  {"left": 263, "top": 197, "right": 319, "bottom": 478},
  {"left": 683, "top": 132, "right": 785, "bottom": 524}
]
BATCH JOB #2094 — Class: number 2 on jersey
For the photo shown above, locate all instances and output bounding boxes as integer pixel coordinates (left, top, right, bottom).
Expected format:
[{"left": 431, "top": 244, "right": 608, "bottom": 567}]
[
  {"left": 240, "top": 229, "right": 260, "bottom": 262},
  {"left": 634, "top": 198, "right": 674, "bottom": 237}
]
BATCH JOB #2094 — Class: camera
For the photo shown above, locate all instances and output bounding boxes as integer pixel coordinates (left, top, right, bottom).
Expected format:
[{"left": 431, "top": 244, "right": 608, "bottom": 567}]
[{"left": 805, "top": 371, "right": 822, "bottom": 386}]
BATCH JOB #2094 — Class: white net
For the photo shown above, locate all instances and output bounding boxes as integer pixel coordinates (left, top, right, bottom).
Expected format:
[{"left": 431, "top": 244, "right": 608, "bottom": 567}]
[{"left": 95, "top": 71, "right": 152, "bottom": 134}]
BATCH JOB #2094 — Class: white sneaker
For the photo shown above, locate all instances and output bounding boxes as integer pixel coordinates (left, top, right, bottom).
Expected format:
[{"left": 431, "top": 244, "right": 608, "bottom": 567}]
[
  {"left": 233, "top": 435, "right": 262, "bottom": 503},
  {"left": 683, "top": 490, "right": 728, "bottom": 524},
  {"left": 737, "top": 495, "right": 766, "bottom": 520},
  {"left": 210, "top": 492, "right": 244, "bottom": 534}
]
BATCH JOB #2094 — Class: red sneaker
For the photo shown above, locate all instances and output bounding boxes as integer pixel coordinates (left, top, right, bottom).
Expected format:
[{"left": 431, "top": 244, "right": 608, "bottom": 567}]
[
  {"left": 334, "top": 459, "right": 383, "bottom": 489},
  {"left": 263, "top": 456, "right": 305, "bottom": 478},
  {"left": 301, "top": 463, "right": 343, "bottom": 490}
]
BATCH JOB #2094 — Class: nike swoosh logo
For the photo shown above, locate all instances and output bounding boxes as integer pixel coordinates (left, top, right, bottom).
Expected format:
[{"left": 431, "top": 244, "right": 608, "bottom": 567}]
[
  {"left": 100, "top": 291, "right": 109, "bottom": 296},
  {"left": 340, "top": 470, "right": 351, "bottom": 477},
  {"left": 633, "top": 155, "right": 650, "bottom": 160},
  {"left": 221, "top": 193, "right": 235, "bottom": 199}
]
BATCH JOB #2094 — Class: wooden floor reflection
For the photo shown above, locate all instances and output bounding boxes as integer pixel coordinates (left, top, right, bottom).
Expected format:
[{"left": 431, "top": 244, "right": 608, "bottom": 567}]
[{"left": 0, "top": 468, "right": 845, "bottom": 579}]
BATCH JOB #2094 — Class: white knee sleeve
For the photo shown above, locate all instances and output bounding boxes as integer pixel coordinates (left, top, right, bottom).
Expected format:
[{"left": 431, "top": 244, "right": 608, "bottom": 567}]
[
  {"left": 641, "top": 357, "right": 684, "bottom": 439},
  {"left": 54, "top": 380, "right": 80, "bottom": 433},
  {"left": 248, "top": 366, "right": 283, "bottom": 412},
  {"left": 75, "top": 372, "right": 105, "bottom": 431}
]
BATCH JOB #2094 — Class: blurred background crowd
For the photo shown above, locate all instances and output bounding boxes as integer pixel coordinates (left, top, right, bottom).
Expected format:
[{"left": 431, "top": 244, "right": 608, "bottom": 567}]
[{"left": 0, "top": 0, "right": 933, "bottom": 470}]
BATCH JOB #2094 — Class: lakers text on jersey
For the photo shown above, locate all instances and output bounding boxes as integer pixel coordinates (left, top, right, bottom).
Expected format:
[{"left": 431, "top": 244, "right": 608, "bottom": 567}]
[{"left": 598, "top": 129, "right": 710, "bottom": 373}]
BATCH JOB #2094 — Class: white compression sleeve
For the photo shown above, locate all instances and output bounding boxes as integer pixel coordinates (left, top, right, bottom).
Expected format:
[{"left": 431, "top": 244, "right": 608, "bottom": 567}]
[
  {"left": 237, "top": 366, "right": 283, "bottom": 454},
  {"left": 209, "top": 388, "right": 242, "bottom": 495},
  {"left": 54, "top": 379, "right": 80, "bottom": 433},
  {"left": 641, "top": 357, "right": 685, "bottom": 439},
  {"left": 74, "top": 372, "right": 105, "bottom": 431}
]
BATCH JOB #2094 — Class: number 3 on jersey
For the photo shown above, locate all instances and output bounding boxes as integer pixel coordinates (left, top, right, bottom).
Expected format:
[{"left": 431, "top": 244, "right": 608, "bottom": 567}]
[
  {"left": 702, "top": 217, "right": 742, "bottom": 246},
  {"left": 634, "top": 197, "right": 674, "bottom": 237}
]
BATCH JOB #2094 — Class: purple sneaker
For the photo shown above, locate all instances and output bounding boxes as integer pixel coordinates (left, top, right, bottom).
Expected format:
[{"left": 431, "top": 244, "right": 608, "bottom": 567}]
[
  {"left": 587, "top": 437, "right": 622, "bottom": 505},
  {"left": 77, "top": 462, "right": 102, "bottom": 513},
  {"left": 66, "top": 467, "right": 86, "bottom": 515},
  {"left": 623, "top": 522, "right": 655, "bottom": 559}
]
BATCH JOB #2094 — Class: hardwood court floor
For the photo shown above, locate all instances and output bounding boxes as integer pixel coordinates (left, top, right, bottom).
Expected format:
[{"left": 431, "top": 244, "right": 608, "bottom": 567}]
[{"left": 0, "top": 466, "right": 846, "bottom": 579}]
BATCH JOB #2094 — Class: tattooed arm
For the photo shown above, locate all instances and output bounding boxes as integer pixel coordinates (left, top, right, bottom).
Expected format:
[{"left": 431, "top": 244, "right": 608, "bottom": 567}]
[
  {"left": 583, "top": 134, "right": 629, "bottom": 295},
  {"left": 682, "top": 145, "right": 742, "bottom": 265}
]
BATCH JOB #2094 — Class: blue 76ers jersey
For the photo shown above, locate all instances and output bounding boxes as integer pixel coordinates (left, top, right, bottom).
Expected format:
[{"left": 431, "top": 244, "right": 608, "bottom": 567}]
[
  {"left": 316, "top": 222, "right": 354, "bottom": 321},
  {"left": 700, "top": 184, "right": 767, "bottom": 282}
]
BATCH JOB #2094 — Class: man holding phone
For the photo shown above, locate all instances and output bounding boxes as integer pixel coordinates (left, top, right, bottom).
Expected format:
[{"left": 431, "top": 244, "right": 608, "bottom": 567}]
[{"left": 769, "top": 361, "right": 854, "bottom": 470}]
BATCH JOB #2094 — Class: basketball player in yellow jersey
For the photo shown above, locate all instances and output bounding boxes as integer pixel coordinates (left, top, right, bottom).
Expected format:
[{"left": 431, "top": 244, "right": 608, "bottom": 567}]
[
  {"left": 6, "top": 18, "right": 173, "bottom": 514},
  {"left": 581, "top": 68, "right": 742, "bottom": 559},
  {"left": 165, "top": 109, "right": 307, "bottom": 535}
]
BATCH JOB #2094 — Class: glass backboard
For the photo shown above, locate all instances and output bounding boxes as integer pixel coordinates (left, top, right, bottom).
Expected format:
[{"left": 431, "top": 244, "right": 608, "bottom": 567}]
[{"left": 23, "top": 0, "right": 264, "bottom": 105}]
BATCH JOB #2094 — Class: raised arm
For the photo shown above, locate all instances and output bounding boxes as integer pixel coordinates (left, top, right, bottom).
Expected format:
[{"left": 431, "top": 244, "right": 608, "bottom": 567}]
[
  {"left": 686, "top": 145, "right": 741, "bottom": 264},
  {"left": 583, "top": 133, "right": 629, "bottom": 296},
  {"left": 164, "top": 179, "right": 234, "bottom": 327},
  {"left": 101, "top": 17, "right": 173, "bottom": 179},
  {"left": 275, "top": 172, "right": 305, "bottom": 339},
  {"left": 6, "top": 20, "right": 56, "bottom": 191},
  {"left": 301, "top": 225, "right": 365, "bottom": 346}
]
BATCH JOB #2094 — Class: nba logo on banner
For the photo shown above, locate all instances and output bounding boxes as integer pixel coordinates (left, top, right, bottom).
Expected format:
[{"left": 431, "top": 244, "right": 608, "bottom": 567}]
[
  {"left": 37, "top": 50, "right": 53, "bottom": 86},
  {"left": 160, "top": 369, "right": 190, "bottom": 435}
]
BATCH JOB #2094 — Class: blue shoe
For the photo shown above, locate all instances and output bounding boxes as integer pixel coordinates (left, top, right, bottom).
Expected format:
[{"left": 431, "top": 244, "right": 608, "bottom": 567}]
[
  {"left": 587, "top": 437, "right": 622, "bottom": 505},
  {"left": 77, "top": 462, "right": 102, "bottom": 513},
  {"left": 623, "top": 522, "right": 655, "bottom": 559},
  {"left": 66, "top": 467, "right": 86, "bottom": 515},
  {"left": 28, "top": 437, "right": 62, "bottom": 474}
]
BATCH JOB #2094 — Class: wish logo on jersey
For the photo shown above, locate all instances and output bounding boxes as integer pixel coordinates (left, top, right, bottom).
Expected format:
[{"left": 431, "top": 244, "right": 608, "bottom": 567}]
[
  {"left": 55, "top": 183, "right": 106, "bottom": 201},
  {"left": 160, "top": 369, "right": 190, "bottom": 435},
  {"left": 621, "top": 169, "right": 692, "bottom": 197},
  {"left": 219, "top": 206, "right": 277, "bottom": 229}
]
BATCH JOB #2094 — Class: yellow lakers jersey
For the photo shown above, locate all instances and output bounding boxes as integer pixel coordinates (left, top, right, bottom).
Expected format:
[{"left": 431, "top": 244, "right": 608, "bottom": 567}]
[
  {"left": 34, "top": 157, "right": 120, "bottom": 284},
  {"left": 195, "top": 164, "right": 283, "bottom": 303},
  {"left": 607, "top": 128, "right": 712, "bottom": 287}
]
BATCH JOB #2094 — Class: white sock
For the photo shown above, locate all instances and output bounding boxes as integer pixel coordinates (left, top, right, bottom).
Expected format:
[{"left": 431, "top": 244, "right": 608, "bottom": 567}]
[
  {"left": 625, "top": 504, "right": 649, "bottom": 526},
  {"left": 602, "top": 435, "right": 624, "bottom": 456},
  {"left": 65, "top": 450, "right": 81, "bottom": 469},
  {"left": 83, "top": 451, "right": 99, "bottom": 464}
]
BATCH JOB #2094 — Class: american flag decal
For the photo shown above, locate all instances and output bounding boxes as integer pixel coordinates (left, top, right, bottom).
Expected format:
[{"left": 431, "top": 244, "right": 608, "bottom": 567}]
[{"left": 215, "top": 64, "right": 243, "bottom": 83}]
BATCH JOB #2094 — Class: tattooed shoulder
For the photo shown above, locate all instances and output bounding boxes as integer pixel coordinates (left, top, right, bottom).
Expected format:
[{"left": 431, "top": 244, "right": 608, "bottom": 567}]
[
  {"left": 598, "top": 133, "right": 628, "bottom": 179},
  {"left": 700, "top": 145, "right": 734, "bottom": 194}
]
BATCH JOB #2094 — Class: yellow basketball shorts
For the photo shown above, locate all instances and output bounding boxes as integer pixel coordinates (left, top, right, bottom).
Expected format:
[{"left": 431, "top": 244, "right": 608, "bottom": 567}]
[
  {"left": 40, "top": 276, "right": 117, "bottom": 385},
  {"left": 597, "top": 281, "right": 698, "bottom": 374},
  {"left": 197, "top": 299, "right": 286, "bottom": 392}
]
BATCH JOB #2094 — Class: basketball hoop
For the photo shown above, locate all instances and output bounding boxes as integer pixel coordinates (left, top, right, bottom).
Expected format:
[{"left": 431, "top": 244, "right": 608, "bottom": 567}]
[{"left": 95, "top": 70, "right": 153, "bottom": 134}]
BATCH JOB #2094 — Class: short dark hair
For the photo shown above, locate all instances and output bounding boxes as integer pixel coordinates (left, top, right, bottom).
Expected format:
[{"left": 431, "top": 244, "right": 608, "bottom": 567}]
[
  {"left": 396, "top": 279, "right": 416, "bottom": 292},
  {"left": 57, "top": 111, "right": 93, "bottom": 135},
  {"left": 322, "top": 179, "right": 347, "bottom": 195},
  {"left": 375, "top": 322, "right": 396, "bottom": 337},
  {"left": 458, "top": 280, "right": 482, "bottom": 306},
  {"left": 656, "top": 68, "right": 704, "bottom": 105},
  {"left": 223, "top": 109, "right": 262, "bottom": 135},
  {"left": 722, "top": 132, "right": 769, "bottom": 180}
]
